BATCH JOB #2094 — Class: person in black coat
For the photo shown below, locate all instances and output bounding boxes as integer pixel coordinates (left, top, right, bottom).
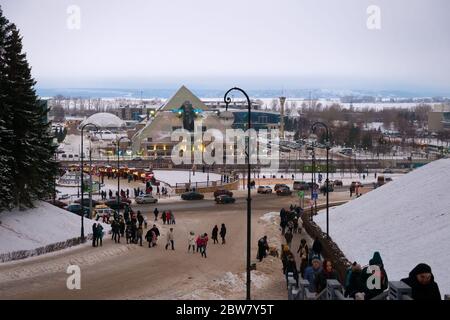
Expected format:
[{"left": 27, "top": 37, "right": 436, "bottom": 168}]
[
  {"left": 153, "top": 208, "right": 159, "bottom": 221},
  {"left": 212, "top": 225, "right": 219, "bottom": 244},
  {"left": 220, "top": 224, "right": 227, "bottom": 244},
  {"left": 312, "top": 237, "right": 322, "bottom": 258},
  {"left": 92, "top": 223, "right": 98, "bottom": 247},
  {"left": 257, "top": 236, "right": 269, "bottom": 262},
  {"left": 401, "top": 263, "right": 441, "bottom": 300},
  {"left": 137, "top": 211, "right": 144, "bottom": 227},
  {"left": 284, "top": 254, "right": 299, "bottom": 288}
]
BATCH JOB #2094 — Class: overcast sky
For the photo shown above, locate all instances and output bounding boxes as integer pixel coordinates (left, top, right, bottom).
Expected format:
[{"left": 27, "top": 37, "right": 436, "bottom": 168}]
[{"left": 1, "top": 0, "right": 450, "bottom": 94}]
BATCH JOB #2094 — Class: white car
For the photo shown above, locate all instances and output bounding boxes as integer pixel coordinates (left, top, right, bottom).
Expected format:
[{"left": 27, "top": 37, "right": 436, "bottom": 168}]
[
  {"left": 257, "top": 186, "right": 273, "bottom": 194},
  {"left": 135, "top": 194, "right": 158, "bottom": 204}
]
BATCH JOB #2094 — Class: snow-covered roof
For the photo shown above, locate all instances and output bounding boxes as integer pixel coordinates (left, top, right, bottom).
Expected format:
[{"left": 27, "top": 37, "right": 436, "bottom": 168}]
[
  {"left": 316, "top": 158, "right": 450, "bottom": 297},
  {"left": 80, "top": 112, "right": 126, "bottom": 128}
]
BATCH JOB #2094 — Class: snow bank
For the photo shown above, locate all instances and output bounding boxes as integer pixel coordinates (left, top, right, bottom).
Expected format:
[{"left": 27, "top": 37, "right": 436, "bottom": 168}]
[
  {"left": 315, "top": 158, "right": 450, "bottom": 297},
  {"left": 0, "top": 201, "right": 110, "bottom": 262},
  {"left": 259, "top": 212, "right": 279, "bottom": 225}
]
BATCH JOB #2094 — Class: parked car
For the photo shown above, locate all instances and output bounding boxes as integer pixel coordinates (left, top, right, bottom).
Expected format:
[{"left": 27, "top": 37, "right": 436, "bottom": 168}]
[
  {"left": 74, "top": 198, "right": 100, "bottom": 207},
  {"left": 135, "top": 194, "right": 158, "bottom": 204},
  {"left": 215, "top": 195, "right": 236, "bottom": 204},
  {"left": 66, "top": 203, "right": 90, "bottom": 216},
  {"left": 213, "top": 189, "right": 233, "bottom": 198},
  {"left": 307, "top": 182, "right": 319, "bottom": 190},
  {"left": 385, "top": 177, "right": 393, "bottom": 182},
  {"left": 332, "top": 180, "right": 343, "bottom": 187},
  {"left": 181, "top": 191, "right": 205, "bottom": 200},
  {"left": 319, "top": 184, "right": 334, "bottom": 193},
  {"left": 132, "top": 157, "right": 143, "bottom": 161},
  {"left": 383, "top": 168, "right": 393, "bottom": 174},
  {"left": 110, "top": 196, "right": 132, "bottom": 204},
  {"left": 57, "top": 194, "right": 70, "bottom": 200},
  {"left": 293, "top": 181, "right": 310, "bottom": 191},
  {"left": 276, "top": 186, "right": 292, "bottom": 196},
  {"left": 105, "top": 199, "right": 130, "bottom": 210},
  {"left": 257, "top": 186, "right": 273, "bottom": 194},
  {"left": 274, "top": 184, "right": 289, "bottom": 191}
]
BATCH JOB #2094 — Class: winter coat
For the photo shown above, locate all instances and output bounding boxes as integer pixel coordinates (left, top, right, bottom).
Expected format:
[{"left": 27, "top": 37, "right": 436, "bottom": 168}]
[
  {"left": 188, "top": 234, "right": 195, "bottom": 246},
  {"left": 361, "top": 252, "right": 389, "bottom": 299},
  {"left": 284, "top": 232, "right": 293, "bottom": 244},
  {"left": 304, "top": 266, "right": 322, "bottom": 293},
  {"left": 151, "top": 227, "right": 160, "bottom": 237},
  {"left": 315, "top": 269, "right": 339, "bottom": 294},
  {"left": 212, "top": 227, "right": 218, "bottom": 239},
  {"left": 96, "top": 224, "right": 104, "bottom": 238},
  {"left": 297, "top": 244, "right": 309, "bottom": 261},
  {"left": 284, "top": 259, "right": 299, "bottom": 281},
  {"left": 312, "top": 239, "right": 322, "bottom": 256},
  {"left": 345, "top": 268, "right": 365, "bottom": 298},
  {"left": 166, "top": 230, "right": 174, "bottom": 241},
  {"left": 401, "top": 264, "right": 441, "bottom": 300},
  {"left": 220, "top": 226, "right": 226, "bottom": 238}
]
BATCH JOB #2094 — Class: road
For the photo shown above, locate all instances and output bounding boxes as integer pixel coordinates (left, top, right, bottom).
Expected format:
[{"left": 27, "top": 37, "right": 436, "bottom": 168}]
[{"left": 0, "top": 191, "right": 351, "bottom": 300}]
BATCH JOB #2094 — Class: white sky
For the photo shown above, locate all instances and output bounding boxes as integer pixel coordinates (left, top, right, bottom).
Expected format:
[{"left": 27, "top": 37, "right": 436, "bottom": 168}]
[{"left": 1, "top": 0, "right": 450, "bottom": 93}]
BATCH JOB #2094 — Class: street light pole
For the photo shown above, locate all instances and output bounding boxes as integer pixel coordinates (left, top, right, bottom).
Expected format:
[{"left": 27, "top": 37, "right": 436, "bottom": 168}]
[
  {"left": 117, "top": 136, "right": 130, "bottom": 216},
  {"left": 80, "top": 123, "right": 98, "bottom": 242},
  {"left": 224, "top": 87, "right": 252, "bottom": 300},
  {"left": 311, "top": 122, "right": 330, "bottom": 238}
]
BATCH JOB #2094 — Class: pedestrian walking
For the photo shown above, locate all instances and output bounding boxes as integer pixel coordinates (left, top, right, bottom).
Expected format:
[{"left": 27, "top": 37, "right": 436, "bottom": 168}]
[
  {"left": 109, "top": 190, "right": 113, "bottom": 199},
  {"left": 297, "top": 239, "right": 309, "bottom": 277},
  {"left": 126, "top": 189, "right": 129, "bottom": 198},
  {"left": 220, "top": 223, "right": 227, "bottom": 244},
  {"left": 257, "top": 236, "right": 269, "bottom": 262},
  {"left": 188, "top": 231, "right": 196, "bottom": 253},
  {"left": 284, "top": 229, "right": 293, "bottom": 249},
  {"left": 92, "top": 223, "right": 98, "bottom": 247},
  {"left": 119, "top": 218, "right": 125, "bottom": 237},
  {"left": 136, "top": 226, "right": 143, "bottom": 246},
  {"left": 96, "top": 223, "right": 104, "bottom": 247},
  {"left": 201, "top": 233, "right": 208, "bottom": 258},
  {"left": 212, "top": 225, "right": 219, "bottom": 244},
  {"left": 162, "top": 211, "right": 167, "bottom": 225},
  {"left": 196, "top": 234, "right": 202, "bottom": 253},
  {"left": 137, "top": 211, "right": 144, "bottom": 228},
  {"left": 112, "top": 219, "right": 121, "bottom": 243},
  {"left": 165, "top": 228, "right": 175, "bottom": 250},
  {"left": 153, "top": 208, "right": 159, "bottom": 221}
]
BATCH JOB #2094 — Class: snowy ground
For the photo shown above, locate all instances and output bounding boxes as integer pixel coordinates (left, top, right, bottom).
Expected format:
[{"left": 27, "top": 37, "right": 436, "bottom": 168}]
[
  {"left": 0, "top": 201, "right": 110, "bottom": 256},
  {"left": 315, "top": 158, "right": 450, "bottom": 297}
]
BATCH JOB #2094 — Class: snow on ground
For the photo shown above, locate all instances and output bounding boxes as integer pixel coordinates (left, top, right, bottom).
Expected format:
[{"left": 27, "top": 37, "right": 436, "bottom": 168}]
[
  {"left": 315, "top": 158, "right": 450, "bottom": 297},
  {"left": 260, "top": 212, "right": 279, "bottom": 225},
  {"left": 153, "top": 170, "right": 222, "bottom": 186},
  {"left": 0, "top": 201, "right": 110, "bottom": 256}
]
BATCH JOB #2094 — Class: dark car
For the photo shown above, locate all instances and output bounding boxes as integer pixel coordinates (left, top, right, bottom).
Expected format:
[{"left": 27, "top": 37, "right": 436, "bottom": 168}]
[
  {"left": 45, "top": 199, "right": 67, "bottom": 208},
  {"left": 215, "top": 195, "right": 236, "bottom": 204},
  {"left": 307, "top": 182, "right": 319, "bottom": 190},
  {"left": 274, "top": 184, "right": 289, "bottom": 192},
  {"left": 213, "top": 189, "right": 233, "bottom": 198},
  {"left": 105, "top": 199, "right": 130, "bottom": 210},
  {"left": 293, "top": 181, "right": 310, "bottom": 191},
  {"left": 319, "top": 184, "right": 334, "bottom": 193},
  {"left": 276, "top": 186, "right": 292, "bottom": 196},
  {"left": 181, "top": 191, "right": 205, "bottom": 200},
  {"left": 74, "top": 198, "right": 100, "bottom": 207},
  {"left": 109, "top": 197, "right": 132, "bottom": 204},
  {"left": 332, "top": 180, "right": 343, "bottom": 187},
  {"left": 66, "top": 203, "right": 90, "bottom": 216}
]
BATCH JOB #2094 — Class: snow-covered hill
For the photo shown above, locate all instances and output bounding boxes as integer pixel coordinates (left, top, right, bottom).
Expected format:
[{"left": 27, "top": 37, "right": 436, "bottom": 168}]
[
  {"left": 315, "top": 158, "right": 450, "bottom": 297},
  {"left": 0, "top": 201, "right": 110, "bottom": 259}
]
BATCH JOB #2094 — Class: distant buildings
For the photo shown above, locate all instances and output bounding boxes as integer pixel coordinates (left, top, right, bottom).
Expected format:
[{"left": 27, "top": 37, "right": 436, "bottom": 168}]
[{"left": 428, "top": 105, "right": 450, "bottom": 132}]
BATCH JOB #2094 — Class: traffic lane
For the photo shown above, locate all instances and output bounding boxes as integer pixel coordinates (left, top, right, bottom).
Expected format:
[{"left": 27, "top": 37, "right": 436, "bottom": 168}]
[{"left": 131, "top": 192, "right": 296, "bottom": 213}]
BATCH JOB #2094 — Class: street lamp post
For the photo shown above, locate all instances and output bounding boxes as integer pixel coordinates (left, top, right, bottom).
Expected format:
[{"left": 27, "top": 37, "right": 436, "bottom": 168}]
[
  {"left": 311, "top": 122, "right": 330, "bottom": 238},
  {"left": 80, "top": 123, "right": 98, "bottom": 242},
  {"left": 116, "top": 136, "right": 130, "bottom": 216},
  {"left": 224, "top": 87, "right": 252, "bottom": 300}
]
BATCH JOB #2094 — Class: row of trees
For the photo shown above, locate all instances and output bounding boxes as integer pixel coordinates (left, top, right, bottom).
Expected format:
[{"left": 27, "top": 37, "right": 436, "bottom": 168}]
[{"left": 0, "top": 7, "right": 57, "bottom": 210}]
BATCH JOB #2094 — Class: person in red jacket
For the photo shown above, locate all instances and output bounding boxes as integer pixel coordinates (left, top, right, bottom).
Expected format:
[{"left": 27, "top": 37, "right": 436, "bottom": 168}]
[{"left": 200, "top": 233, "right": 209, "bottom": 258}]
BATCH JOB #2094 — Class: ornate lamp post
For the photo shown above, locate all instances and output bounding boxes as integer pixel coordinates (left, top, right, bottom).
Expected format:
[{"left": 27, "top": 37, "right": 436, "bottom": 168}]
[
  {"left": 311, "top": 122, "right": 330, "bottom": 238},
  {"left": 223, "top": 87, "right": 252, "bottom": 300},
  {"left": 116, "top": 136, "right": 130, "bottom": 215},
  {"left": 80, "top": 123, "right": 98, "bottom": 242}
]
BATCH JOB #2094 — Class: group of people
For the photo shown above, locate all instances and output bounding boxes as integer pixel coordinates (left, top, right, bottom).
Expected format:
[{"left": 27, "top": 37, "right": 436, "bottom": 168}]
[
  {"left": 186, "top": 224, "right": 227, "bottom": 258},
  {"left": 280, "top": 205, "right": 302, "bottom": 249},
  {"left": 281, "top": 231, "right": 442, "bottom": 300},
  {"left": 91, "top": 223, "right": 104, "bottom": 247}
]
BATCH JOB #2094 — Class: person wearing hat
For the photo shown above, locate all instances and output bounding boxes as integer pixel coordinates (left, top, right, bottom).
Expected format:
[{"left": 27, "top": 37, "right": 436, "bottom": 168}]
[
  {"left": 361, "top": 251, "right": 389, "bottom": 299},
  {"left": 401, "top": 263, "right": 441, "bottom": 300},
  {"left": 344, "top": 262, "right": 365, "bottom": 298},
  {"left": 315, "top": 260, "right": 339, "bottom": 294},
  {"left": 304, "top": 255, "right": 322, "bottom": 293}
]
